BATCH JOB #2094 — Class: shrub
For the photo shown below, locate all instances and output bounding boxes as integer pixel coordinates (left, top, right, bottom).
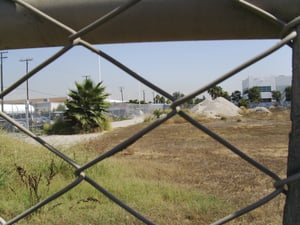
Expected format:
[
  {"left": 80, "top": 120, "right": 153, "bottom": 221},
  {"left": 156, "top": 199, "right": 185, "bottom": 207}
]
[
  {"left": 43, "top": 119, "right": 80, "bottom": 135},
  {"left": 153, "top": 109, "right": 164, "bottom": 118}
]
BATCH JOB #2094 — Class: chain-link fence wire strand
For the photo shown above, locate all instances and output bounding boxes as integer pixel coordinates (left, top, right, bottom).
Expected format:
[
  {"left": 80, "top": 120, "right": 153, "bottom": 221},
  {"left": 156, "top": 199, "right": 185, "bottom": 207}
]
[{"left": 0, "top": 0, "right": 299, "bottom": 224}]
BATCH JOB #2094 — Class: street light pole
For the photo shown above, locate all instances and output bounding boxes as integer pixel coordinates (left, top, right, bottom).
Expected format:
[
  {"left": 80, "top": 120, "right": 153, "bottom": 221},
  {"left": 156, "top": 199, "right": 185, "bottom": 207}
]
[
  {"left": 0, "top": 51, "right": 8, "bottom": 112},
  {"left": 119, "top": 86, "right": 124, "bottom": 102},
  {"left": 20, "top": 58, "right": 33, "bottom": 129}
]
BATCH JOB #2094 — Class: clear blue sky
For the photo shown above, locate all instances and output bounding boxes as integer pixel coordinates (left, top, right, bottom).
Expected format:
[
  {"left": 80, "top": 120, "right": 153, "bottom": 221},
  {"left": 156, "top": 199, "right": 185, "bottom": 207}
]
[{"left": 2, "top": 39, "right": 292, "bottom": 102}]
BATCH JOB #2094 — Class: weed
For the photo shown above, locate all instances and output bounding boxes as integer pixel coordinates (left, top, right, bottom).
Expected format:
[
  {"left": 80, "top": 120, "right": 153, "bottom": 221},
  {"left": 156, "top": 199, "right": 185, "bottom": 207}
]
[
  {"left": 15, "top": 164, "right": 42, "bottom": 204},
  {"left": 153, "top": 109, "right": 164, "bottom": 118},
  {"left": 14, "top": 159, "right": 58, "bottom": 205}
]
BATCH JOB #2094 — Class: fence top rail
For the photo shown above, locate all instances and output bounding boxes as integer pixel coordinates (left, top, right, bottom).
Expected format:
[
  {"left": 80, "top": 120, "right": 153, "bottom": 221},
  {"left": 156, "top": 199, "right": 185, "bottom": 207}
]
[{"left": 0, "top": 0, "right": 299, "bottom": 49}]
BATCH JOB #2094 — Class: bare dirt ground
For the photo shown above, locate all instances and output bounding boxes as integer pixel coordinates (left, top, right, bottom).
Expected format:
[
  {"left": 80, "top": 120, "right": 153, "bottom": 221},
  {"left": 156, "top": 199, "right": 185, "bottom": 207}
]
[
  {"left": 14, "top": 109, "right": 291, "bottom": 224},
  {"left": 80, "top": 108, "right": 291, "bottom": 224}
]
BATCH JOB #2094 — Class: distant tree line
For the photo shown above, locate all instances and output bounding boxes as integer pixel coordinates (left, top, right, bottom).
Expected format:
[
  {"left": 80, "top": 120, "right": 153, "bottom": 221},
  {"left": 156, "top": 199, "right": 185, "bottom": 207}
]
[
  {"left": 128, "top": 92, "right": 205, "bottom": 106},
  {"left": 128, "top": 85, "right": 291, "bottom": 108},
  {"left": 207, "top": 85, "right": 292, "bottom": 108}
]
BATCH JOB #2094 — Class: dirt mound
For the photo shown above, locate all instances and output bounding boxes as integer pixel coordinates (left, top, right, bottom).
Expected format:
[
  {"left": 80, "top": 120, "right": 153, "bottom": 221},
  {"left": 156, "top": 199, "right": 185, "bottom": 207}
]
[{"left": 191, "top": 97, "right": 241, "bottom": 118}]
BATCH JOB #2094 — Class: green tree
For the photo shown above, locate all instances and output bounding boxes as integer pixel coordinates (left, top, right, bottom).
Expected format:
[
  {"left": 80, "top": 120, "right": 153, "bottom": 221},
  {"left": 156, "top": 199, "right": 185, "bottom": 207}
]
[
  {"left": 238, "top": 98, "right": 249, "bottom": 108},
  {"left": 222, "top": 91, "right": 230, "bottom": 101},
  {"left": 153, "top": 94, "right": 167, "bottom": 104},
  {"left": 65, "top": 79, "right": 110, "bottom": 132},
  {"left": 272, "top": 90, "right": 282, "bottom": 103},
  {"left": 231, "top": 90, "right": 242, "bottom": 104},
  {"left": 285, "top": 86, "right": 291, "bottom": 101},
  {"left": 159, "top": 96, "right": 166, "bottom": 104},
  {"left": 129, "top": 99, "right": 139, "bottom": 104},
  {"left": 154, "top": 95, "right": 160, "bottom": 104},
  {"left": 208, "top": 86, "right": 223, "bottom": 100},
  {"left": 172, "top": 91, "right": 184, "bottom": 100},
  {"left": 248, "top": 87, "right": 261, "bottom": 103}
]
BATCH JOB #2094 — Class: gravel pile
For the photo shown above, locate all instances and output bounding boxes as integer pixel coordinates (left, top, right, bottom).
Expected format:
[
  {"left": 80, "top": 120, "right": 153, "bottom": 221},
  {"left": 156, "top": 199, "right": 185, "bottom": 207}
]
[{"left": 191, "top": 97, "right": 241, "bottom": 118}]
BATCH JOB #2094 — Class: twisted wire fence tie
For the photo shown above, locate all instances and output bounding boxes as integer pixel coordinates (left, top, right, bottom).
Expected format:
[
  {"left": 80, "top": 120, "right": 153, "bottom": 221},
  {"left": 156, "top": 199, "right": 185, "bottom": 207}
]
[
  {"left": 281, "top": 16, "right": 300, "bottom": 39},
  {"left": 72, "top": 38, "right": 82, "bottom": 46},
  {"left": 79, "top": 172, "right": 86, "bottom": 178},
  {"left": 175, "top": 106, "right": 181, "bottom": 112}
]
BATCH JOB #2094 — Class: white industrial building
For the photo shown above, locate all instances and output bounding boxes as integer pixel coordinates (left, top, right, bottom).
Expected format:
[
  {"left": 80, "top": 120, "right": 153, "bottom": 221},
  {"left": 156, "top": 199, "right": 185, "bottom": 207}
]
[
  {"left": 2, "top": 104, "right": 35, "bottom": 114},
  {"left": 242, "top": 75, "right": 291, "bottom": 102}
]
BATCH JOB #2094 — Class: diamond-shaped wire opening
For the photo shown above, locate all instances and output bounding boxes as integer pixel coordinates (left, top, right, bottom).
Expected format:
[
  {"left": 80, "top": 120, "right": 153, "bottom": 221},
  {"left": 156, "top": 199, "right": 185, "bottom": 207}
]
[{"left": 0, "top": 0, "right": 296, "bottom": 224}]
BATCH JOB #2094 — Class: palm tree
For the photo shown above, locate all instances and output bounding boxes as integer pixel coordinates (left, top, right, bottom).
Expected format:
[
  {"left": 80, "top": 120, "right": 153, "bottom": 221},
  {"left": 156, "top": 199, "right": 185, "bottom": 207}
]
[{"left": 65, "top": 79, "right": 110, "bottom": 132}]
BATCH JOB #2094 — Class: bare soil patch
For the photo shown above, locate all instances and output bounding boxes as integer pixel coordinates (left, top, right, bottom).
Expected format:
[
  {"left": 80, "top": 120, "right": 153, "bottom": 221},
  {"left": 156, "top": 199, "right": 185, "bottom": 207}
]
[{"left": 80, "top": 109, "right": 291, "bottom": 224}]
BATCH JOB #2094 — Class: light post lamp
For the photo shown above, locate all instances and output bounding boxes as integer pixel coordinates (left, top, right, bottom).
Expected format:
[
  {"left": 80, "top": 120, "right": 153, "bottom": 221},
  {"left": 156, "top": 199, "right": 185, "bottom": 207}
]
[
  {"left": 20, "top": 58, "right": 33, "bottom": 129},
  {"left": 120, "top": 86, "right": 124, "bottom": 102}
]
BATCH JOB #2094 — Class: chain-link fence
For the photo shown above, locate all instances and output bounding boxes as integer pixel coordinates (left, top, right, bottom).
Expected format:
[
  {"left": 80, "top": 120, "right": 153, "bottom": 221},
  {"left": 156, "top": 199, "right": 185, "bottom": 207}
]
[{"left": 0, "top": 0, "right": 300, "bottom": 224}]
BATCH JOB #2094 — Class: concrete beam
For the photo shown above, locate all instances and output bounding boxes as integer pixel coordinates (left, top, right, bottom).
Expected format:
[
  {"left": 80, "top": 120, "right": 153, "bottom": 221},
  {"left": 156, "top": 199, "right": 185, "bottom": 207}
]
[{"left": 0, "top": 0, "right": 299, "bottom": 49}]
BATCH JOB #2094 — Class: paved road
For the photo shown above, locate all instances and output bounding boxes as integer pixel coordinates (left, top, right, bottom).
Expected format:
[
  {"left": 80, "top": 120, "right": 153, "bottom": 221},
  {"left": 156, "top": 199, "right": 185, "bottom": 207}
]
[
  {"left": 111, "top": 116, "right": 144, "bottom": 128},
  {"left": 21, "top": 116, "right": 145, "bottom": 147}
]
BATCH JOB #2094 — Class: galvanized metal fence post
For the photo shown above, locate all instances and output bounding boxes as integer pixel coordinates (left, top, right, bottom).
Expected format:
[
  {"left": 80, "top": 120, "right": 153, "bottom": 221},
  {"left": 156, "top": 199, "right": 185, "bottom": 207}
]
[{"left": 283, "top": 24, "right": 300, "bottom": 225}]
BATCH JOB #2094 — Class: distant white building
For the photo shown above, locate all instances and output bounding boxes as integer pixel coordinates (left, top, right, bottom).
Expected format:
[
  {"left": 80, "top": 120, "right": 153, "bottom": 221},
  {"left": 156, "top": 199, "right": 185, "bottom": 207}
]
[
  {"left": 4, "top": 97, "right": 67, "bottom": 113},
  {"left": 242, "top": 75, "right": 291, "bottom": 102},
  {"left": 3, "top": 104, "right": 35, "bottom": 114}
]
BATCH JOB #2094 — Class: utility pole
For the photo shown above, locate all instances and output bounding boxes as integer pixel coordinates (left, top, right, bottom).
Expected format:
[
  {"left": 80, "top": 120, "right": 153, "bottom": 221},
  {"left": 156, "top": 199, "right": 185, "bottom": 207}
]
[
  {"left": 0, "top": 51, "right": 8, "bottom": 112},
  {"left": 119, "top": 87, "right": 124, "bottom": 102},
  {"left": 82, "top": 75, "right": 90, "bottom": 80},
  {"left": 142, "top": 90, "right": 146, "bottom": 103},
  {"left": 20, "top": 58, "right": 33, "bottom": 129}
]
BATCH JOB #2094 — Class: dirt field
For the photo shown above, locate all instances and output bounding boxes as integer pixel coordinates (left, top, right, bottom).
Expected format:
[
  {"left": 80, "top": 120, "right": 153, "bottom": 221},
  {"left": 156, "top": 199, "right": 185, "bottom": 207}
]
[{"left": 82, "top": 108, "right": 291, "bottom": 224}]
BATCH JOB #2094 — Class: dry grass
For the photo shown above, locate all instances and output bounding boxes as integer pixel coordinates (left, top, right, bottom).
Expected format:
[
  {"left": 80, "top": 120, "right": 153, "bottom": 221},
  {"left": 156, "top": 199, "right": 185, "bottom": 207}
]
[
  {"left": 73, "top": 108, "right": 290, "bottom": 224},
  {"left": 0, "top": 108, "right": 291, "bottom": 224}
]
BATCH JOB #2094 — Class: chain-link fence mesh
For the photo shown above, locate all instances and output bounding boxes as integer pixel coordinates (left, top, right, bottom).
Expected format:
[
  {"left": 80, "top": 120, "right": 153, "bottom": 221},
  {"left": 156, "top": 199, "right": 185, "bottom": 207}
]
[{"left": 0, "top": 0, "right": 300, "bottom": 224}]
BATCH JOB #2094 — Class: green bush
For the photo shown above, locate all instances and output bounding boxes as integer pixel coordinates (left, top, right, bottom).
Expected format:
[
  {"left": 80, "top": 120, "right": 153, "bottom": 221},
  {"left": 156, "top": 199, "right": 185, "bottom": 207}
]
[
  {"left": 153, "top": 109, "right": 170, "bottom": 119},
  {"left": 43, "top": 117, "right": 111, "bottom": 135},
  {"left": 238, "top": 98, "right": 249, "bottom": 108},
  {"left": 43, "top": 119, "right": 80, "bottom": 135}
]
